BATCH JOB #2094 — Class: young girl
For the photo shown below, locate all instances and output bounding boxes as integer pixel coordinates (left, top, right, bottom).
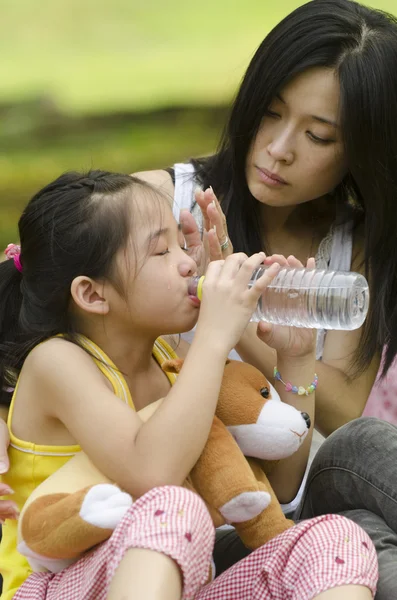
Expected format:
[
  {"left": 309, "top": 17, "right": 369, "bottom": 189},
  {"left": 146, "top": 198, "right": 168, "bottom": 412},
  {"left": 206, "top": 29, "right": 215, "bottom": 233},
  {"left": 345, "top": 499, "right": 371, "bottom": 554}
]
[{"left": 0, "top": 170, "right": 377, "bottom": 599}]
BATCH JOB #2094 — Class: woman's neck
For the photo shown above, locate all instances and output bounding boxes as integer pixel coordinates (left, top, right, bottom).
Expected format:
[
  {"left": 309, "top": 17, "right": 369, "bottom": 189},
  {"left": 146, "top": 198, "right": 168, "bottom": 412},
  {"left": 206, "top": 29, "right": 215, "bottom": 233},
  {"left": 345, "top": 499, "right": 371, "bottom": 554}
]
[{"left": 260, "top": 198, "right": 335, "bottom": 260}]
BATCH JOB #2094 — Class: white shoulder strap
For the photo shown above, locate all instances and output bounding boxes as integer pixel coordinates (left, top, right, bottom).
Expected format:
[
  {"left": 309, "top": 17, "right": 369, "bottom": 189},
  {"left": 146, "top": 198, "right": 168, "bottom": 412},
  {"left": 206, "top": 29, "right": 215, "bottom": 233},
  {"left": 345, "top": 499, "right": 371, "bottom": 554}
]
[{"left": 172, "top": 163, "right": 197, "bottom": 222}]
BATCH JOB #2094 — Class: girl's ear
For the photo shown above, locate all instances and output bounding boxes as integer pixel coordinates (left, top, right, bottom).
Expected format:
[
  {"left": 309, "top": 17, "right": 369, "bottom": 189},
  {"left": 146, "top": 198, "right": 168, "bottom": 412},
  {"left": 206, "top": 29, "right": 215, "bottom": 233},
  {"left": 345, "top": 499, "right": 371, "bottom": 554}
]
[{"left": 70, "top": 276, "right": 109, "bottom": 316}]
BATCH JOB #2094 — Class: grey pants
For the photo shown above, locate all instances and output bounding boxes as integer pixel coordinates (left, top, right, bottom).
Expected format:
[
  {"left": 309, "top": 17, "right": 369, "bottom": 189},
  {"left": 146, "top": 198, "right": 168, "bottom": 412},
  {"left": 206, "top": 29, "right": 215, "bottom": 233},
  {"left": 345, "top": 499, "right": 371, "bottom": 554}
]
[
  {"left": 297, "top": 417, "right": 397, "bottom": 599},
  {"left": 214, "top": 417, "right": 397, "bottom": 599}
]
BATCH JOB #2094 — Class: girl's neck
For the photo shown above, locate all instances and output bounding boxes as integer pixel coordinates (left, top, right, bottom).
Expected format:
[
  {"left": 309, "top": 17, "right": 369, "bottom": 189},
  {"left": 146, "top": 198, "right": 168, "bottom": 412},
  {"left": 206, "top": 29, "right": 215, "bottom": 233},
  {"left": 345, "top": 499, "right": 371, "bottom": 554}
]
[{"left": 80, "top": 322, "right": 157, "bottom": 380}]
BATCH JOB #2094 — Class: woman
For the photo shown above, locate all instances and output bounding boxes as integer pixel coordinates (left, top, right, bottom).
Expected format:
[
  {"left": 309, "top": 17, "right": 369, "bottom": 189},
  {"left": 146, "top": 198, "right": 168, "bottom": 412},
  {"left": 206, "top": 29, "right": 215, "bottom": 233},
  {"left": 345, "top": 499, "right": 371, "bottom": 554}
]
[{"left": 135, "top": 0, "right": 397, "bottom": 438}]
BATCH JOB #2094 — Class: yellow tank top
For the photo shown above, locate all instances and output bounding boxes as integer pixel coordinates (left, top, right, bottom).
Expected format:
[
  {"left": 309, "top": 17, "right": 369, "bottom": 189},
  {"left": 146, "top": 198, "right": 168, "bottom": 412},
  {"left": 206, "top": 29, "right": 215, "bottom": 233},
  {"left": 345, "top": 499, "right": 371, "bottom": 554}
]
[{"left": 0, "top": 335, "right": 178, "bottom": 599}]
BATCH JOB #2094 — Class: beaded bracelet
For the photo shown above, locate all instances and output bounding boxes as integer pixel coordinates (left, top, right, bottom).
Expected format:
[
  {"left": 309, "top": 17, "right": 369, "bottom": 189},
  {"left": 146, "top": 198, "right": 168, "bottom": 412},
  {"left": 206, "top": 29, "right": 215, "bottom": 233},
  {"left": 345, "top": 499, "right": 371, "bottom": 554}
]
[{"left": 273, "top": 367, "right": 318, "bottom": 396}]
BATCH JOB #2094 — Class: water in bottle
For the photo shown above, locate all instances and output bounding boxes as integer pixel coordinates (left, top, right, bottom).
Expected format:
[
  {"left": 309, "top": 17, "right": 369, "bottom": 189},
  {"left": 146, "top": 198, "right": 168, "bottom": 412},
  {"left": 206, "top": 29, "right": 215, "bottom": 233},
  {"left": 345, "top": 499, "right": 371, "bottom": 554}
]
[{"left": 188, "top": 267, "right": 369, "bottom": 330}]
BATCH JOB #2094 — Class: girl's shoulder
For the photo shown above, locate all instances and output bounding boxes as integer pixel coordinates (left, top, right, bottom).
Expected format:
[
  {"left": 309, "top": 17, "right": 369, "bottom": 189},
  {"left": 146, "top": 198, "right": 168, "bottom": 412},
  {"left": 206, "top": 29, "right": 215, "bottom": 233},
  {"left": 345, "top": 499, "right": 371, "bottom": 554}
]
[{"left": 22, "top": 337, "right": 106, "bottom": 396}]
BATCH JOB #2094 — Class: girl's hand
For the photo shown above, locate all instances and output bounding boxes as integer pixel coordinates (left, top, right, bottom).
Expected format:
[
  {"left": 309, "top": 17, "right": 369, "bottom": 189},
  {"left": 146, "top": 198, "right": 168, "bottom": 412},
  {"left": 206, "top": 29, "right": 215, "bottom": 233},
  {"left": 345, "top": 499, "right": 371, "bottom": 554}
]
[
  {"left": 256, "top": 255, "right": 317, "bottom": 359},
  {"left": 195, "top": 252, "right": 281, "bottom": 354}
]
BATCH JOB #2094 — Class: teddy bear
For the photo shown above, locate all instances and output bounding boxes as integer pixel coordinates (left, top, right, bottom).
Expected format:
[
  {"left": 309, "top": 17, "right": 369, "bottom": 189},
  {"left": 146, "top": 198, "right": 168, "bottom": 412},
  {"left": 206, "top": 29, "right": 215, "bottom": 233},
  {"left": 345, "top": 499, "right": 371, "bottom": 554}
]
[{"left": 17, "top": 359, "right": 310, "bottom": 572}]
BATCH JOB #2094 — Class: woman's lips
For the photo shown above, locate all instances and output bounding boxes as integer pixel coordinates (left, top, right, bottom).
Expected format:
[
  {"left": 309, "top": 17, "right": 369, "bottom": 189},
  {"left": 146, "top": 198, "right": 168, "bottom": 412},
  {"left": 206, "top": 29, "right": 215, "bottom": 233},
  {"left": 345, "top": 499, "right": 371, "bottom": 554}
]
[{"left": 256, "top": 167, "right": 288, "bottom": 186}]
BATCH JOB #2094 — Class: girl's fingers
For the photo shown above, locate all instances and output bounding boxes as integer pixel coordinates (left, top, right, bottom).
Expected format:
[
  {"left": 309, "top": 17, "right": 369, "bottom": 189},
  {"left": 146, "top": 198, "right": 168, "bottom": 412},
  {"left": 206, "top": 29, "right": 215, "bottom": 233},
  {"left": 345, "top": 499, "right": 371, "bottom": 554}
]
[
  {"left": 220, "top": 252, "right": 250, "bottom": 279},
  {"left": 248, "top": 261, "right": 281, "bottom": 295},
  {"left": 235, "top": 252, "right": 269, "bottom": 288}
]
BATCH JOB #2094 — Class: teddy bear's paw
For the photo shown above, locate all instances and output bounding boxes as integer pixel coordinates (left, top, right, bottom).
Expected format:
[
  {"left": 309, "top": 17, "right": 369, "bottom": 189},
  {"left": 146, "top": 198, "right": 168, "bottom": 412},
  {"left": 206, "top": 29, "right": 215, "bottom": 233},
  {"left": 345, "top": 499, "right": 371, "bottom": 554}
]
[
  {"left": 79, "top": 484, "right": 133, "bottom": 530},
  {"left": 219, "top": 491, "right": 271, "bottom": 523},
  {"left": 17, "top": 541, "right": 76, "bottom": 573}
]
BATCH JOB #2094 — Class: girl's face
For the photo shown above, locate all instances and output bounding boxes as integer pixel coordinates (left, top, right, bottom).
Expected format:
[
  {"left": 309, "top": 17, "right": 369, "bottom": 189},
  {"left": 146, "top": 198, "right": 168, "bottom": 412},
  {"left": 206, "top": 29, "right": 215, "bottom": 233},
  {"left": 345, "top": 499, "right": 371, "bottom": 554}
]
[
  {"left": 245, "top": 67, "right": 348, "bottom": 208},
  {"left": 111, "top": 200, "right": 200, "bottom": 336}
]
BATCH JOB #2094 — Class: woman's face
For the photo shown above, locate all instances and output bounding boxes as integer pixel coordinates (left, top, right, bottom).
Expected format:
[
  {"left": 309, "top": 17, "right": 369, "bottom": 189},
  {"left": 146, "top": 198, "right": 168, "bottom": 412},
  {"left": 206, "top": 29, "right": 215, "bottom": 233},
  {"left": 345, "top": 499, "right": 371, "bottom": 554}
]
[{"left": 246, "top": 67, "right": 348, "bottom": 208}]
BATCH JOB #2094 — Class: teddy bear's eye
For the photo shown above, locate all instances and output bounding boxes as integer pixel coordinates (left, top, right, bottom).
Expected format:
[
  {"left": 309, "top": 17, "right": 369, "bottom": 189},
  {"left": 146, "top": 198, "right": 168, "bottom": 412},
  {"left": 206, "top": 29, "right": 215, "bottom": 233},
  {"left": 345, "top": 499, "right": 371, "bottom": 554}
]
[{"left": 260, "top": 387, "right": 270, "bottom": 398}]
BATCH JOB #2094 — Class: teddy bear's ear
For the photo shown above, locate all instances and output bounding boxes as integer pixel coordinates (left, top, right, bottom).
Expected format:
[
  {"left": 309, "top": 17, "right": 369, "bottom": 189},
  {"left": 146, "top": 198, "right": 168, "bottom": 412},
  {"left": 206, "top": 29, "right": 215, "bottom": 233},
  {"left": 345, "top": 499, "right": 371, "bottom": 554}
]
[{"left": 162, "top": 359, "right": 184, "bottom": 374}]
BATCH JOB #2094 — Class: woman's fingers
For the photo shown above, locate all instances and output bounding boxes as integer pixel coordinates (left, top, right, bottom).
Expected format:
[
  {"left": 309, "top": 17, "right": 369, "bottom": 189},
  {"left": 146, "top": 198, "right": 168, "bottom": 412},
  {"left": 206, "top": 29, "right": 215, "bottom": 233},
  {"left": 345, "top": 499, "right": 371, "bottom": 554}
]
[
  {"left": 195, "top": 189, "right": 211, "bottom": 232},
  {"left": 306, "top": 256, "right": 316, "bottom": 269},
  {"left": 207, "top": 228, "right": 223, "bottom": 261},
  {"left": 180, "top": 210, "right": 202, "bottom": 249},
  {"left": 265, "top": 254, "right": 316, "bottom": 270},
  {"left": 263, "top": 254, "right": 289, "bottom": 267},
  {"left": 196, "top": 187, "right": 233, "bottom": 257}
]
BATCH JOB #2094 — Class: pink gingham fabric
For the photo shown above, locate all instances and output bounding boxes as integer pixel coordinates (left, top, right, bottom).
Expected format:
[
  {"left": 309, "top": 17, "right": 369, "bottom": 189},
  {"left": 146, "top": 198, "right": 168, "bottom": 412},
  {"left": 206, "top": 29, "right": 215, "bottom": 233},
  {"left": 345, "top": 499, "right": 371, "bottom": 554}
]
[
  {"left": 13, "top": 493, "right": 377, "bottom": 600},
  {"left": 197, "top": 514, "right": 378, "bottom": 599},
  {"left": 13, "top": 486, "right": 215, "bottom": 600}
]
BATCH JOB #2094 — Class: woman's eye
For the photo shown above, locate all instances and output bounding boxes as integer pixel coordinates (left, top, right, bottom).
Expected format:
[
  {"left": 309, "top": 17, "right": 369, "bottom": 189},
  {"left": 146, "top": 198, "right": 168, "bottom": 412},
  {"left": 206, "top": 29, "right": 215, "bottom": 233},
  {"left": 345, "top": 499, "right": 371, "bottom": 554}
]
[
  {"left": 308, "top": 132, "right": 333, "bottom": 145},
  {"left": 156, "top": 249, "right": 169, "bottom": 256},
  {"left": 181, "top": 245, "right": 188, "bottom": 252},
  {"left": 266, "top": 109, "right": 281, "bottom": 119}
]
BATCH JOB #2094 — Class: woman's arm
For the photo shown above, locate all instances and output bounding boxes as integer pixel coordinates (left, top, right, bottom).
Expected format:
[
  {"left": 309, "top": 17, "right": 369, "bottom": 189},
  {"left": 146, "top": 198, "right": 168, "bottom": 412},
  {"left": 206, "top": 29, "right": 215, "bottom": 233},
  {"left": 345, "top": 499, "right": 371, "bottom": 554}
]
[
  {"left": 237, "top": 239, "right": 379, "bottom": 437},
  {"left": 236, "top": 324, "right": 378, "bottom": 438}
]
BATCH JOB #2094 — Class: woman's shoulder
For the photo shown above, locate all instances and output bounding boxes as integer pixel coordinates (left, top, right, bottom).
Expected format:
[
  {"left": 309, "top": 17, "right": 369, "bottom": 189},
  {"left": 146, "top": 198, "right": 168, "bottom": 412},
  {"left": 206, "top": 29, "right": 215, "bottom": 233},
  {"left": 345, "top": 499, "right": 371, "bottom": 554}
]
[{"left": 132, "top": 169, "right": 174, "bottom": 199}]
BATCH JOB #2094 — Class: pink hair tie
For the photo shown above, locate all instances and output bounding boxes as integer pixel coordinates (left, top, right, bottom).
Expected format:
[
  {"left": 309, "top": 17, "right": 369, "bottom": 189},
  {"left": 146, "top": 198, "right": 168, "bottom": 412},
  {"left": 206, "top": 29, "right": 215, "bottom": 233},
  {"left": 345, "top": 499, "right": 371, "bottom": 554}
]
[{"left": 4, "top": 243, "right": 23, "bottom": 273}]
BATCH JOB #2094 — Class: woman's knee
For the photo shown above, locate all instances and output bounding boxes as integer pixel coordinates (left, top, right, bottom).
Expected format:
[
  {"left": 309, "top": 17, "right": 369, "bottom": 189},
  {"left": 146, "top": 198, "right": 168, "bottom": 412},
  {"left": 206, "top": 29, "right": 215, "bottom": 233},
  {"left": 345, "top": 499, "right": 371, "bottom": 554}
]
[{"left": 312, "top": 417, "right": 395, "bottom": 470}]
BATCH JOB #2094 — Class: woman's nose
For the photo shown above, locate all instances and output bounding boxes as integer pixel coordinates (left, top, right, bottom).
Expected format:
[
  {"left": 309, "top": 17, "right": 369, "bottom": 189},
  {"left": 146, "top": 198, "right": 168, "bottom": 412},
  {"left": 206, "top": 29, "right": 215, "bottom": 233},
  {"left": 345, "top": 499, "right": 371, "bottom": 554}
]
[{"left": 267, "top": 131, "right": 294, "bottom": 164}]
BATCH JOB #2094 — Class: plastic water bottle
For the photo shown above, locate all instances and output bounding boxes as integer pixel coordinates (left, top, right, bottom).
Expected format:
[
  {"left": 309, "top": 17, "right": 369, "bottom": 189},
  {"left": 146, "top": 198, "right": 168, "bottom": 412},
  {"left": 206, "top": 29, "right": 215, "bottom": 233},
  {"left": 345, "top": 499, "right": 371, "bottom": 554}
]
[{"left": 188, "top": 267, "right": 369, "bottom": 330}]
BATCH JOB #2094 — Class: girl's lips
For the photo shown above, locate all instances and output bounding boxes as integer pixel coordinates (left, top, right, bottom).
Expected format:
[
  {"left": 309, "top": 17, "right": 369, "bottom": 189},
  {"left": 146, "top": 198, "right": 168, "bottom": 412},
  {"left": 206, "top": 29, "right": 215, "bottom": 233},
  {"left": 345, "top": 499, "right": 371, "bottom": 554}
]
[
  {"left": 256, "top": 167, "right": 288, "bottom": 186},
  {"left": 188, "top": 295, "right": 201, "bottom": 307}
]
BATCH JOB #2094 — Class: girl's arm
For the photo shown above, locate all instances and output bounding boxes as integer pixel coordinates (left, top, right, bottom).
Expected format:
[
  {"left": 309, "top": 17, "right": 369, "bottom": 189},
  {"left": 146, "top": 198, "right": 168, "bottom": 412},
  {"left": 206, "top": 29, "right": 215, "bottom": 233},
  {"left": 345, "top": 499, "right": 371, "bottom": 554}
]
[
  {"left": 23, "top": 254, "right": 278, "bottom": 499},
  {"left": 26, "top": 335, "right": 229, "bottom": 499}
]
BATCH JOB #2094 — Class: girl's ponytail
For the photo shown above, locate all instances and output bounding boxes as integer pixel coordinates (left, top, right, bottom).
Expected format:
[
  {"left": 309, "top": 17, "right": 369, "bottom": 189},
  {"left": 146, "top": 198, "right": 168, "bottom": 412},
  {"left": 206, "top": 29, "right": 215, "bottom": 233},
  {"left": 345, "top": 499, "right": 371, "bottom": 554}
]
[{"left": 0, "top": 250, "right": 23, "bottom": 406}]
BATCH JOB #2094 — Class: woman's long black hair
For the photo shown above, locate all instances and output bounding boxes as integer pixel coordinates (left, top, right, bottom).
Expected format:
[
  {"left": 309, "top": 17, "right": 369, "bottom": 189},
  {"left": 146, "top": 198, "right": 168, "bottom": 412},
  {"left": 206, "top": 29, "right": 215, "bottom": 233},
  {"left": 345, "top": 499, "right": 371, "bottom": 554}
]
[{"left": 193, "top": 0, "right": 397, "bottom": 376}]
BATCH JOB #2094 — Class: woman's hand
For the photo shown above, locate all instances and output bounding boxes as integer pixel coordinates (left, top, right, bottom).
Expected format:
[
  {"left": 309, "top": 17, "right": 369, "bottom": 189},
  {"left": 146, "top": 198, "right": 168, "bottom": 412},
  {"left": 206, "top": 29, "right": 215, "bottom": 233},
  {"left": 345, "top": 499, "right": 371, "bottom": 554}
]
[
  {"left": 0, "top": 418, "right": 18, "bottom": 522},
  {"left": 195, "top": 187, "right": 234, "bottom": 260},
  {"left": 256, "top": 255, "right": 317, "bottom": 360},
  {"left": 179, "top": 187, "right": 233, "bottom": 275}
]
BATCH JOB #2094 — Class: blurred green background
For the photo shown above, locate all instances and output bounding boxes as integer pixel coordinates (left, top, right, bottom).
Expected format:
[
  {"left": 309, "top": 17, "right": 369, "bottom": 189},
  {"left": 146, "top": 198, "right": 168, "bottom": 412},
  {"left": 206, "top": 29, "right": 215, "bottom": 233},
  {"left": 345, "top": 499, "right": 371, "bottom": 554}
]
[{"left": 1, "top": 0, "right": 396, "bottom": 247}]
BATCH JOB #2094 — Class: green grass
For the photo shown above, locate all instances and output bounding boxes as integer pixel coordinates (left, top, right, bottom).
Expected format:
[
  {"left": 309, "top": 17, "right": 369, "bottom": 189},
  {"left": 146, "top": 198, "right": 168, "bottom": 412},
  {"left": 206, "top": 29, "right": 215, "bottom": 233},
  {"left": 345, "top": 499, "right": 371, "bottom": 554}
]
[
  {"left": 0, "top": 111, "right": 224, "bottom": 248},
  {"left": 1, "top": 0, "right": 396, "bottom": 114}
]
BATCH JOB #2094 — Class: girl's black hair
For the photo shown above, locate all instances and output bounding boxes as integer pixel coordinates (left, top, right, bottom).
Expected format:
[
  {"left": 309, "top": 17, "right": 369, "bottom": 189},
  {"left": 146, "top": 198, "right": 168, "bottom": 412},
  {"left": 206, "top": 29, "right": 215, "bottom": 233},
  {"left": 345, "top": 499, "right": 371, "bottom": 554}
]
[
  {"left": 192, "top": 0, "right": 397, "bottom": 376},
  {"left": 0, "top": 170, "right": 155, "bottom": 406}
]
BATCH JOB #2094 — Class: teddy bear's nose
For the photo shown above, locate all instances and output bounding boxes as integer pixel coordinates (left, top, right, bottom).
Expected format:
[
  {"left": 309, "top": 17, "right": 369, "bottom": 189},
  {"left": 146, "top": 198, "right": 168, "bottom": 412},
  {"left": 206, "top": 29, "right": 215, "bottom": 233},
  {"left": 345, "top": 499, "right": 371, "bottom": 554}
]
[{"left": 301, "top": 412, "right": 311, "bottom": 429}]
